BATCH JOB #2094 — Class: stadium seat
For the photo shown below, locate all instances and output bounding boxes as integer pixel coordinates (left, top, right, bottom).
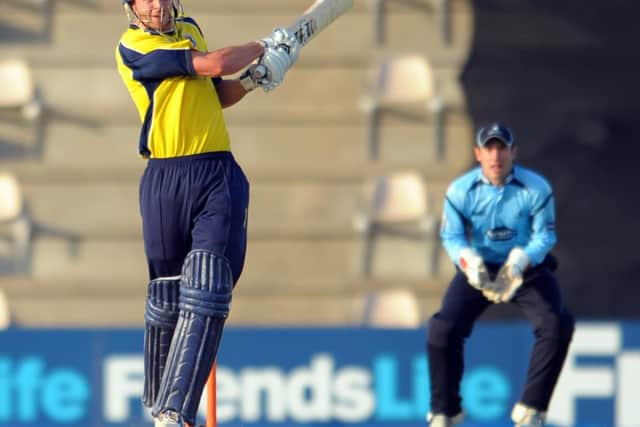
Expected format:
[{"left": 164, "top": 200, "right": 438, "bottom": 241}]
[
  {"left": 359, "top": 288, "right": 422, "bottom": 327},
  {"left": 0, "top": 59, "right": 41, "bottom": 122},
  {"left": 0, "top": 289, "right": 10, "bottom": 329},
  {"left": 369, "top": 0, "right": 451, "bottom": 46},
  {"left": 0, "top": 172, "right": 31, "bottom": 274},
  {"left": 353, "top": 171, "right": 439, "bottom": 278},
  {"left": 0, "top": 59, "right": 44, "bottom": 156},
  {"left": 360, "top": 53, "right": 446, "bottom": 160}
]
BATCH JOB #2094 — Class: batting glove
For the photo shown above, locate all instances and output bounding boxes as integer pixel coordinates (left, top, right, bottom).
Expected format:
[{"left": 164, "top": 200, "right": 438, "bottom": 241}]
[
  {"left": 258, "top": 45, "right": 293, "bottom": 92},
  {"left": 458, "top": 248, "right": 490, "bottom": 291},
  {"left": 495, "top": 247, "right": 529, "bottom": 302},
  {"left": 261, "top": 27, "right": 300, "bottom": 65},
  {"left": 239, "top": 64, "right": 268, "bottom": 92}
]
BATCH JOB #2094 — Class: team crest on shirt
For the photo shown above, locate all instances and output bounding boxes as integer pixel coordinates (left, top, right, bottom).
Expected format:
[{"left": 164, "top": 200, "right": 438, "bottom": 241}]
[
  {"left": 183, "top": 33, "right": 196, "bottom": 48},
  {"left": 487, "top": 226, "right": 516, "bottom": 241}
]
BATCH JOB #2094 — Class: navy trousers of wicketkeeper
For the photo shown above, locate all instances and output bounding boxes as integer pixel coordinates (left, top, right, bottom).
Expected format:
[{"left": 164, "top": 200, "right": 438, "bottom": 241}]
[
  {"left": 426, "top": 256, "right": 574, "bottom": 416},
  {"left": 139, "top": 151, "right": 249, "bottom": 425}
]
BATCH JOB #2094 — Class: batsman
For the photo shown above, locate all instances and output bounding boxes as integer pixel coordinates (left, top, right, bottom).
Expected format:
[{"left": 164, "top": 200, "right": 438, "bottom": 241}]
[
  {"left": 115, "top": 0, "right": 300, "bottom": 426},
  {"left": 426, "top": 123, "right": 575, "bottom": 427}
]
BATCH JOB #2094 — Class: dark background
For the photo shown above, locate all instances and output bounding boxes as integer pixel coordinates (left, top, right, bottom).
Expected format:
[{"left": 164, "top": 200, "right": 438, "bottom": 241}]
[{"left": 463, "top": 0, "right": 640, "bottom": 317}]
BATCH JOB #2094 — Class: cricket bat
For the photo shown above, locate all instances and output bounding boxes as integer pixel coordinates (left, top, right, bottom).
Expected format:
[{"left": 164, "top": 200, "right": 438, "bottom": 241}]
[
  {"left": 249, "top": 0, "right": 352, "bottom": 87},
  {"left": 286, "top": 0, "right": 354, "bottom": 47}
]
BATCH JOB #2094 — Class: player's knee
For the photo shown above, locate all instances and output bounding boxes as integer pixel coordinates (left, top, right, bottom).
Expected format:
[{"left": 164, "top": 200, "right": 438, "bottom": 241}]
[
  {"left": 180, "top": 249, "right": 233, "bottom": 318},
  {"left": 427, "top": 316, "right": 459, "bottom": 348},
  {"left": 145, "top": 277, "right": 181, "bottom": 327},
  {"left": 559, "top": 310, "right": 575, "bottom": 343},
  {"left": 535, "top": 309, "right": 575, "bottom": 344}
]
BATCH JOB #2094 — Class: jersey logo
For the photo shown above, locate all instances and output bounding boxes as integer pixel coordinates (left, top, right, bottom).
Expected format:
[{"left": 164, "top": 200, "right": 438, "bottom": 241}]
[{"left": 487, "top": 226, "right": 516, "bottom": 241}]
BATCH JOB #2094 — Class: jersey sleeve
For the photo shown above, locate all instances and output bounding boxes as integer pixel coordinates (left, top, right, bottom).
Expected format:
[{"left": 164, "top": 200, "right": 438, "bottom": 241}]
[
  {"left": 523, "top": 186, "right": 557, "bottom": 265},
  {"left": 118, "top": 37, "right": 196, "bottom": 81},
  {"left": 440, "top": 183, "right": 470, "bottom": 267}
]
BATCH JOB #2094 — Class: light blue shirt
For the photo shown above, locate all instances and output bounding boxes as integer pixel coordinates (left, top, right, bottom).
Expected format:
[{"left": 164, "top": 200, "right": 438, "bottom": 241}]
[{"left": 441, "top": 165, "right": 557, "bottom": 267}]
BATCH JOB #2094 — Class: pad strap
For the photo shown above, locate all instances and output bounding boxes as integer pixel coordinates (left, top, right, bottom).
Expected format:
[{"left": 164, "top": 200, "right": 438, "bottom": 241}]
[{"left": 179, "top": 251, "right": 232, "bottom": 317}]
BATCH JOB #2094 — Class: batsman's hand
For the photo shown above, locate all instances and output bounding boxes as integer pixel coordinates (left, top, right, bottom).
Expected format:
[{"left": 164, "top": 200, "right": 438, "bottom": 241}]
[
  {"left": 459, "top": 248, "right": 491, "bottom": 291},
  {"left": 257, "top": 45, "right": 293, "bottom": 92},
  {"left": 494, "top": 247, "right": 529, "bottom": 302},
  {"left": 261, "top": 27, "right": 300, "bottom": 65},
  {"left": 239, "top": 64, "right": 268, "bottom": 92}
]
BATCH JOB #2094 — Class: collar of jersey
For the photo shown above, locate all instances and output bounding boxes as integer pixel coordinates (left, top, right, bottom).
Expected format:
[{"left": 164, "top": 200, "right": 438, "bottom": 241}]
[
  {"left": 475, "top": 165, "right": 523, "bottom": 187},
  {"left": 129, "top": 24, "right": 176, "bottom": 36}
]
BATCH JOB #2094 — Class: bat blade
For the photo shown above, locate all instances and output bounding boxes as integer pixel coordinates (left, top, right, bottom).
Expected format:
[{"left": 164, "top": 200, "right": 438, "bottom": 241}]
[{"left": 286, "top": 0, "right": 353, "bottom": 47}]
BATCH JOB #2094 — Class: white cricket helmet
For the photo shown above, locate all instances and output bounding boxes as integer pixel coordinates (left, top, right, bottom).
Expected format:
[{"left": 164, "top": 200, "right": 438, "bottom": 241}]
[{"left": 122, "top": 0, "right": 184, "bottom": 35}]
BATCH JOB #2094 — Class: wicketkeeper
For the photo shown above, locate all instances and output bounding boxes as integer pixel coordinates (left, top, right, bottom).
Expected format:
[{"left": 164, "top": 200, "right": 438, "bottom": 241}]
[
  {"left": 426, "top": 123, "right": 575, "bottom": 427},
  {"left": 115, "top": 0, "right": 300, "bottom": 426}
]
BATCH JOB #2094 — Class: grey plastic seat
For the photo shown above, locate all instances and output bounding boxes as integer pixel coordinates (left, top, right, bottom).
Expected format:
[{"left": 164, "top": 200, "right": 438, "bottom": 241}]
[
  {"left": 360, "top": 54, "right": 446, "bottom": 160},
  {"left": 0, "top": 173, "right": 31, "bottom": 274},
  {"left": 353, "top": 171, "right": 439, "bottom": 278}
]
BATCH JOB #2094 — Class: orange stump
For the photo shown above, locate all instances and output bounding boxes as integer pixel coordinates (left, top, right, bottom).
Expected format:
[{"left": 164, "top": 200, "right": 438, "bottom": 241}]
[
  {"left": 206, "top": 362, "right": 217, "bottom": 427},
  {"left": 185, "top": 362, "right": 215, "bottom": 427}
]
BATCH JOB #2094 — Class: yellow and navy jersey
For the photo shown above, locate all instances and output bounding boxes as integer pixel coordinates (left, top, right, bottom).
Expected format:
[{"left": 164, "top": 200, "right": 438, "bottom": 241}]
[{"left": 115, "top": 17, "right": 231, "bottom": 158}]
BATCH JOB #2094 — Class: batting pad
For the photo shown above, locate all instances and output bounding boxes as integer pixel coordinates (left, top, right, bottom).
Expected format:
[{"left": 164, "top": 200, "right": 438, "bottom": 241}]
[
  {"left": 153, "top": 250, "right": 233, "bottom": 425},
  {"left": 143, "top": 277, "right": 180, "bottom": 408}
]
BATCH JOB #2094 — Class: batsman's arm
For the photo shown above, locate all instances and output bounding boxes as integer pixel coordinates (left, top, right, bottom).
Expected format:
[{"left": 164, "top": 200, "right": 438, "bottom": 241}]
[
  {"left": 212, "top": 79, "right": 251, "bottom": 108},
  {"left": 213, "top": 65, "right": 266, "bottom": 107},
  {"left": 191, "top": 41, "right": 264, "bottom": 77}
]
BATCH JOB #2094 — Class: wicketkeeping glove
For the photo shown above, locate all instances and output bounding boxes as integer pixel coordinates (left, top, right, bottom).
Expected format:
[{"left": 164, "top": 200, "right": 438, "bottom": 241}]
[
  {"left": 458, "top": 248, "right": 491, "bottom": 291},
  {"left": 481, "top": 285, "right": 505, "bottom": 304},
  {"left": 494, "top": 247, "right": 529, "bottom": 302}
]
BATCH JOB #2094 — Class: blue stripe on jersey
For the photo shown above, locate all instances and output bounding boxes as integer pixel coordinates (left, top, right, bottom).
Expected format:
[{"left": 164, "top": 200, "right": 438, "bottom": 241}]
[
  {"left": 119, "top": 44, "right": 195, "bottom": 81},
  {"left": 510, "top": 178, "right": 526, "bottom": 188},
  {"left": 140, "top": 106, "right": 153, "bottom": 157},
  {"left": 139, "top": 80, "right": 161, "bottom": 157},
  {"left": 531, "top": 193, "right": 553, "bottom": 216},
  {"left": 180, "top": 17, "right": 204, "bottom": 38}
]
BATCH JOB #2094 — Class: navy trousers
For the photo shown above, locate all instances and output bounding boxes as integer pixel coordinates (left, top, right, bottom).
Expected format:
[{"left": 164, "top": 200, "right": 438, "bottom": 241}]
[
  {"left": 139, "top": 151, "right": 250, "bottom": 284},
  {"left": 426, "top": 258, "right": 574, "bottom": 415}
]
